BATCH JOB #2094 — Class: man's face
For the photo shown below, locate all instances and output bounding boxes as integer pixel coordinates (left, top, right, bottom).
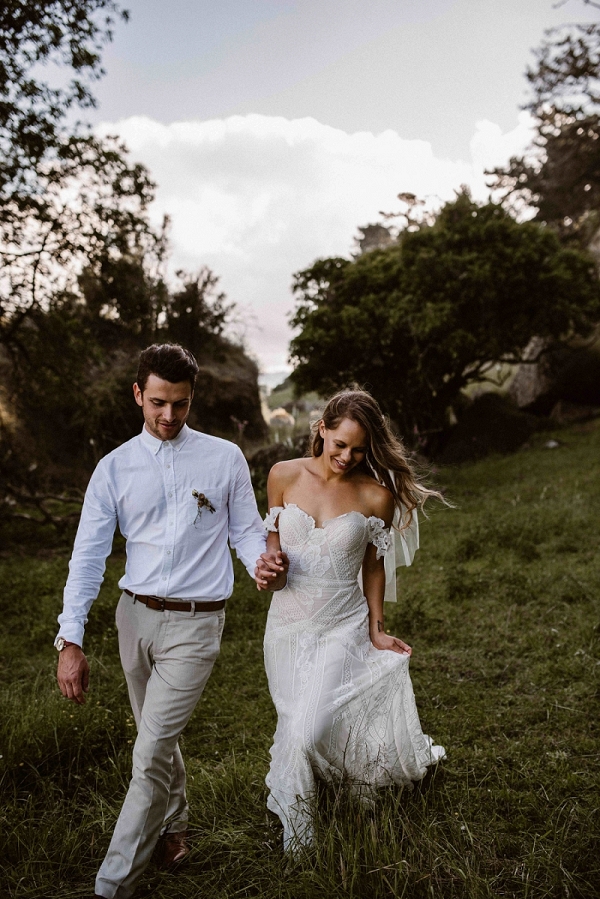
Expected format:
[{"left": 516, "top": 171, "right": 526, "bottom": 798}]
[{"left": 133, "top": 374, "right": 193, "bottom": 441}]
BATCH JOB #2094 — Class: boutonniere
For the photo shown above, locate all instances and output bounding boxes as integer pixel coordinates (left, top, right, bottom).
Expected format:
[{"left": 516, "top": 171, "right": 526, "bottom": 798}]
[{"left": 192, "top": 489, "right": 216, "bottom": 526}]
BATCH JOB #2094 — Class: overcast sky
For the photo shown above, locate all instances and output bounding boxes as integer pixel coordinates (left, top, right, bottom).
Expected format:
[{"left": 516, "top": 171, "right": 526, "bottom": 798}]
[{"left": 91, "top": 0, "right": 597, "bottom": 375}]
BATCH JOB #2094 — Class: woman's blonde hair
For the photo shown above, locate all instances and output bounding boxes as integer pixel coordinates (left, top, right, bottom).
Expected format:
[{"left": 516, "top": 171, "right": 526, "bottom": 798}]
[{"left": 310, "top": 389, "right": 441, "bottom": 529}]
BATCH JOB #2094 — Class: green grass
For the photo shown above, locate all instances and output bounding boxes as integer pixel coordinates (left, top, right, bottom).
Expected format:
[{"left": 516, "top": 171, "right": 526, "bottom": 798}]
[{"left": 1, "top": 421, "right": 599, "bottom": 898}]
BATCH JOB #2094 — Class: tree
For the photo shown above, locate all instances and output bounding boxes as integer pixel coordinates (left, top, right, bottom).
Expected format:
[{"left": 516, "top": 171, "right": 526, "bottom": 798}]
[
  {"left": 0, "top": 1, "right": 127, "bottom": 211},
  {"left": 1, "top": 134, "right": 160, "bottom": 347},
  {"left": 0, "top": 1, "right": 267, "bottom": 522},
  {"left": 289, "top": 192, "right": 600, "bottom": 445},
  {"left": 166, "top": 268, "right": 233, "bottom": 360},
  {"left": 0, "top": 3, "right": 159, "bottom": 356},
  {"left": 1, "top": 256, "right": 267, "bottom": 479},
  {"left": 491, "top": 17, "right": 600, "bottom": 240}
]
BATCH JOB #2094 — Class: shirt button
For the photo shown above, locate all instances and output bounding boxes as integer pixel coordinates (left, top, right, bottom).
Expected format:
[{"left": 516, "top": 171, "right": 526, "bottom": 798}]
[
  {"left": 167, "top": 463, "right": 171, "bottom": 468},
  {"left": 166, "top": 550, "right": 171, "bottom": 555},
  {"left": 168, "top": 492, "right": 173, "bottom": 497},
  {"left": 162, "top": 576, "right": 166, "bottom": 580}
]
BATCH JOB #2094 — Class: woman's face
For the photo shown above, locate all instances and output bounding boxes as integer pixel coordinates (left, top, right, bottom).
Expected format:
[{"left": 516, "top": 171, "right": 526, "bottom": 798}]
[{"left": 319, "top": 417, "right": 369, "bottom": 475}]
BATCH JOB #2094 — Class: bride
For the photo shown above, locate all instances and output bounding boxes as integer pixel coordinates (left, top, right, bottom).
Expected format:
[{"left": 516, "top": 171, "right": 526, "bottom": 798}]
[{"left": 255, "top": 389, "right": 446, "bottom": 851}]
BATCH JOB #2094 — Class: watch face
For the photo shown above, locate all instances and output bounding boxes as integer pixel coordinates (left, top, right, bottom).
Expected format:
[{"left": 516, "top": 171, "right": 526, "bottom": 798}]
[{"left": 56, "top": 637, "right": 66, "bottom": 652}]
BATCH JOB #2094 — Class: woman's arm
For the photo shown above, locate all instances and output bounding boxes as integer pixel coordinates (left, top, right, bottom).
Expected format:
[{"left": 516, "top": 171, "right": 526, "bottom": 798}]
[
  {"left": 362, "top": 487, "right": 411, "bottom": 655},
  {"left": 362, "top": 544, "right": 411, "bottom": 655},
  {"left": 255, "top": 463, "right": 290, "bottom": 591}
]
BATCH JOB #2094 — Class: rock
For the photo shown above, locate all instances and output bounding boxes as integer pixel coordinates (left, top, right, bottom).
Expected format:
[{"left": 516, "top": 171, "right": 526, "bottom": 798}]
[
  {"left": 438, "top": 392, "right": 539, "bottom": 464},
  {"left": 508, "top": 336, "right": 552, "bottom": 410},
  {"left": 509, "top": 333, "right": 600, "bottom": 415},
  {"left": 190, "top": 344, "right": 268, "bottom": 441}
]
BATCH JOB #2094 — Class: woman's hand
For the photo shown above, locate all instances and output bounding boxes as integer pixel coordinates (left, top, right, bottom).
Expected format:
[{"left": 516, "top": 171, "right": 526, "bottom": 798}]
[
  {"left": 254, "top": 550, "right": 289, "bottom": 591},
  {"left": 370, "top": 631, "right": 412, "bottom": 655}
]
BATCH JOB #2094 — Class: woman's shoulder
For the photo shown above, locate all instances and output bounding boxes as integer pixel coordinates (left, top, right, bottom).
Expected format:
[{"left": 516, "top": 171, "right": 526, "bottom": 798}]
[
  {"left": 354, "top": 474, "right": 394, "bottom": 524},
  {"left": 268, "top": 457, "right": 310, "bottom": 487}
]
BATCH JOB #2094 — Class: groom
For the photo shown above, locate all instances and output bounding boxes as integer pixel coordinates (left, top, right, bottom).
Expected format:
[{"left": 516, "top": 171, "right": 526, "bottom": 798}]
[{"left": 56, "top": 343, "right": 287, "bottom": 899}]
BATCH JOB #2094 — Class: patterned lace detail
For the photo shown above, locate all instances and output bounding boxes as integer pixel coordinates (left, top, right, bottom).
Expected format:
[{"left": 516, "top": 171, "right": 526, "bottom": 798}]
[
  {"left": 297, "top": 533, "right": 332, "bottom": 579},
  {"left": 264, "top": 506, "right": 284, "bottom": 532},
  {"left": 366, "top": 516, "right": 392, "bottom": 560}
]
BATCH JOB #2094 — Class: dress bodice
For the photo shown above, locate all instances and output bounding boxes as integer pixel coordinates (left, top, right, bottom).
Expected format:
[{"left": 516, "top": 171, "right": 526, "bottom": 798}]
[{"left": 264, "top": 503, "right": 391, "bottom": 585}]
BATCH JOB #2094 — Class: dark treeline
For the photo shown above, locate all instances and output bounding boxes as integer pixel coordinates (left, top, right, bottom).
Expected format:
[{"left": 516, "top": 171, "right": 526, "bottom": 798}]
[
  {"left": 0, "top": 2, "right": 265, "bottom": 518},
  {"left": 289, "top": 190, "right": 600, "bottom": 449}
]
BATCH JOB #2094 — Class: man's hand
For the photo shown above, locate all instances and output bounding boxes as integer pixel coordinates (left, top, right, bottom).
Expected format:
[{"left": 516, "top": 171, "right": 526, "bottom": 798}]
[
  {"left": 255, "top": 550, "right": 289, "bottom": 592},
  {"left": 57, "top": 645, "right": 90, "bottom": 704}
]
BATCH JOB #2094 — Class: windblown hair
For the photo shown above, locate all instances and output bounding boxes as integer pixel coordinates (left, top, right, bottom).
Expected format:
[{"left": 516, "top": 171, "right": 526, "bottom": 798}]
[
  {"left": 136, "top": 344, "right": 199, "bottom": 392},
  {"left": 311, "top": 389, "right": 442, "bottom": 529}
]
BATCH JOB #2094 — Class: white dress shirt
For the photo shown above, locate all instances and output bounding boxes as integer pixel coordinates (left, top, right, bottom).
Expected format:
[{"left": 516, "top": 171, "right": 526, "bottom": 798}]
[{"left": 57, "top": 424, "right": 266, "bottom": 648}]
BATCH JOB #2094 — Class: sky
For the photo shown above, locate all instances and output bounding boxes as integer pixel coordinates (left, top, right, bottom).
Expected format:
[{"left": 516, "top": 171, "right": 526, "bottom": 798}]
[{"left": 89, "top": 0, "right": 598, "bottom": 376}]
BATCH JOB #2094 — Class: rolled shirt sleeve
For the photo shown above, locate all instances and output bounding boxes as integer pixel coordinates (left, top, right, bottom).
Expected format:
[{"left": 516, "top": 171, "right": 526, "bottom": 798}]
[
  {"left": 228, "top": 445, "right": 267, "bottom": 577},
  {"left": 57, "top": 459, "right": 117, "bottom": 649}
]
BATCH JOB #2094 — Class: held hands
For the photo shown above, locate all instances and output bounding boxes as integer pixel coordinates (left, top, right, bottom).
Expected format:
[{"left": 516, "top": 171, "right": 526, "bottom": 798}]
[
  {"left": 370, "top": 630, "right": 412, "bottom": 656},
  {"left": 57, "top": 645, "right": 90, "bottom": 704},
  {"left": 255, "top": 550, "right": 290, "bottom": 591}
]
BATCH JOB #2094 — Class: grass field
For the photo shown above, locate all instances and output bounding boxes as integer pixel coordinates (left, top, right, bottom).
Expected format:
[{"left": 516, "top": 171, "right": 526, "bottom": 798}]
[{"left": 1, "top": 420, "right": 599, "bottom": 898}]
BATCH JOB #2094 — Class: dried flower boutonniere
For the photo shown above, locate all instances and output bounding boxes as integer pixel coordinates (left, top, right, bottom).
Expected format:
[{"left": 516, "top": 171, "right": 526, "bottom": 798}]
[{"left": 192, "top": 489, "right": 216, "bottom": 527}]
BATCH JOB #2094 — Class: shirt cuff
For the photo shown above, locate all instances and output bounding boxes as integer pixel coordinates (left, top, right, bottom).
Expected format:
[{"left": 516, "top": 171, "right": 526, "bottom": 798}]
[{"left": 55, "top": 624, "right": 85, "bottom": 650}]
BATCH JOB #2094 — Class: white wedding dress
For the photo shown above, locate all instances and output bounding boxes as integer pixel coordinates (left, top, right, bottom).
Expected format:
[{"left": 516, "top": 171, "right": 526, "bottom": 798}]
[{"left": 263, "top": 503, "right": 446, "bottom": 850}]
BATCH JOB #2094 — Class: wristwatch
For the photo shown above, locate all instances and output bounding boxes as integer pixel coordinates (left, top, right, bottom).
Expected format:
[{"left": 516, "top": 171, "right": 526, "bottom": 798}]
[{"left": 55, "top": 637, "right": 78, "bottom": 652}]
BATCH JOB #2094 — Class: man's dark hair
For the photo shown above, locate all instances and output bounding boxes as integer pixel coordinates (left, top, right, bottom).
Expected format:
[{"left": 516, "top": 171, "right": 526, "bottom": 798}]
[{"left": 136, "top": 344, "right": 199, "bottom": 393}]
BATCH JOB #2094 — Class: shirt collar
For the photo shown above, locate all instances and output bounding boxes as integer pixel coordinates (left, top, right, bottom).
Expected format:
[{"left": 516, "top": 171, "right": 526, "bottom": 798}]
[{"left": 140, "top": 423, "right": 191, "bottom": 455}]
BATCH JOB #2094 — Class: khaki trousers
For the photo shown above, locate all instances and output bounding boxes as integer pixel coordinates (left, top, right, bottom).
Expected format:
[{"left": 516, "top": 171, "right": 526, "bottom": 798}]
[{"left": 95, "top": 592, "right": 225, "bottom": 899}]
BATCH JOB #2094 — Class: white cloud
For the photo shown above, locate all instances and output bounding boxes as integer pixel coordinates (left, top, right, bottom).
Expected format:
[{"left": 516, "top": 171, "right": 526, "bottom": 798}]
[
  {"left": 98, "top": 113, "right": 533, "bottom": 371},
  {"left": 469, "top": 111, "right": 536, "bottom": 183}
]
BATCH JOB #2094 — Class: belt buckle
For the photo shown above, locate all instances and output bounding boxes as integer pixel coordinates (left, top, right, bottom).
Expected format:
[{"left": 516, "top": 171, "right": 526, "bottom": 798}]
[
  {"left": 157, "top": 596, "right": 167, "bottom": 611},
  {"left": 188, "top": 600, "right": 196, "bottom": 618}
]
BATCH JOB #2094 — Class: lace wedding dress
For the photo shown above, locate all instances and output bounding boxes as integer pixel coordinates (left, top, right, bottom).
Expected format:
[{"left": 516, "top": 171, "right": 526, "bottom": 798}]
[{"left": 263, "top": 503, "right": 446, "bottom": 850}]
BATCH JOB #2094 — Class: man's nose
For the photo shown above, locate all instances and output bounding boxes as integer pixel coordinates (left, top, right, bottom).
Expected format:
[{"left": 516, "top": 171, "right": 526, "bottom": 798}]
[{"left": 163, "top": 406, "right": 176, "bottom": 420}]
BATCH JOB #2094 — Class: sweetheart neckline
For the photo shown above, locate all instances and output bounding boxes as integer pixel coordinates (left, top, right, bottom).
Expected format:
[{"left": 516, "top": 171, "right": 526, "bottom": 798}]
[{"left": 283, "top": 502, "right": 376, "bottom": 531}]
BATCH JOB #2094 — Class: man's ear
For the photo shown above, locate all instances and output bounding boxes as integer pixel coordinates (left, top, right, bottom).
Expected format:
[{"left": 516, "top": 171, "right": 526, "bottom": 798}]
[{"left": 133, "top": 382, "right": 143, "bottom": 407}]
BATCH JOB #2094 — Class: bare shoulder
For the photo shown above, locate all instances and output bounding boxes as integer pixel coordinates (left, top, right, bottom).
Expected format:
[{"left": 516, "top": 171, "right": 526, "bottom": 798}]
[
  {"left": 268, "top": 458, "right": 309, "bottom": 490},
  {"left": 355, "top": 474, "right": 394, "bottom": 525}
]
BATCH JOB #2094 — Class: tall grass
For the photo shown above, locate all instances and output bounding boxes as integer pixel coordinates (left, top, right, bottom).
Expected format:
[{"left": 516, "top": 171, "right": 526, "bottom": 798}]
[{"left": 1, "top": 421, "right": 599, "bottom": 898}]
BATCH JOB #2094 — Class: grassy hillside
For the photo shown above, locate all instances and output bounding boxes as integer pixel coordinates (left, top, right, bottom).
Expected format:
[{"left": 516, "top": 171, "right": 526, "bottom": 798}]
[{"left": 1, "top": 420, "right": 599, "bottom": 898}]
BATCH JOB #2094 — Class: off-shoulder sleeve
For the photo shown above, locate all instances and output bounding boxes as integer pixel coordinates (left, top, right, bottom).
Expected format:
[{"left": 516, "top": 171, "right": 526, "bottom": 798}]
[
  {"left": 264, "top": 506, "right": 284, "bottom": 532},
  {"left": 367, "top": 516, "right": 392, "bottom": 560}
]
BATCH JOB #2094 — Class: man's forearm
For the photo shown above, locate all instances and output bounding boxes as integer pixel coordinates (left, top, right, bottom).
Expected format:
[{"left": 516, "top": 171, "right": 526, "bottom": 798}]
[{"left": 57, "top": 473, "right": 117, "bottom": 648}]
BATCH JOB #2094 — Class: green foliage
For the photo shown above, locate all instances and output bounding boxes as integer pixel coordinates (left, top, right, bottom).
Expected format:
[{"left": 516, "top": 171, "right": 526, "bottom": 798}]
[
  {"left": 0, "top": 262, "right": 266, "bottom": 484},
  {"left": 290, "top": 192, "right": 600, "bottom": 443},
  {"left": 1, "top": 419, "right": 600, "bottom": 897},
  {"left": 1, "top": 132, "right": 160, "bottom": 333},
  {"left": 1, "top": 4, "right": 153, "bottom": 332},
  {"left": 492, "top": 21, "right": 600, "bottom": 240},
  {"left": 0, "top": 0, "right": 127, "bottom": 209}
]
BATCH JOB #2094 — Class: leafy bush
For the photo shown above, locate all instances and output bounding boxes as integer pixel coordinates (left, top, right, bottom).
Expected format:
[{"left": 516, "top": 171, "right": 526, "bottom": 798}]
[{"left": 290, "top": 192, "right": 600, "bottom": 448}]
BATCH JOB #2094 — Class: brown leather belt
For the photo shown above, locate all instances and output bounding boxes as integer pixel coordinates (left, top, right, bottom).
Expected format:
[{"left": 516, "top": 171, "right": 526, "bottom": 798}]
[{"left": 124, "top": 589, "right": 226, "bottom": 613}]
